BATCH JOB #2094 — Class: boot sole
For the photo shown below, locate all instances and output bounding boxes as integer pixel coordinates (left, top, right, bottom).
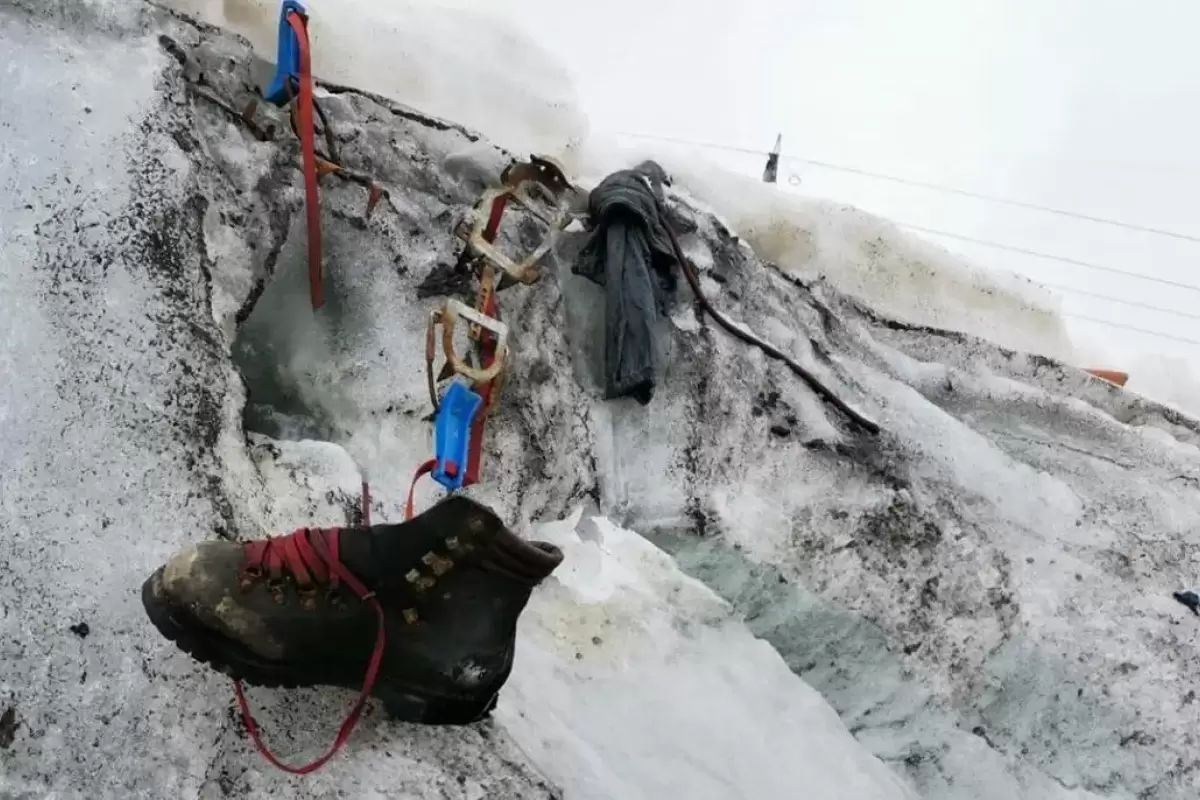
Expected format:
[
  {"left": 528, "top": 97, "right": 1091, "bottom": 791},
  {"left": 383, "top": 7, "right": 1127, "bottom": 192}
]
[{"left": 141, "top": 568, "right": 498, "bottom": 725}]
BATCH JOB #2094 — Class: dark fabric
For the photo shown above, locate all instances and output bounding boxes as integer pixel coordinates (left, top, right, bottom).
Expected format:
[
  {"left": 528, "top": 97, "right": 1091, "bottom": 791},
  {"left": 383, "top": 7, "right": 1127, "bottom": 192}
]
[
  {"left": 573, "top": 161, "right": 678, "bottom": 405},
  {"left": 1174, "top": 590, "right": 1200, "bottom": 616}
]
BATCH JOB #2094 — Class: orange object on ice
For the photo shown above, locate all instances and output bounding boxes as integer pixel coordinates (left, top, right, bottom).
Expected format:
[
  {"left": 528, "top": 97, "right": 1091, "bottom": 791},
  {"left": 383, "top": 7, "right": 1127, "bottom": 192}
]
[{"left": 1085, "top": 368, "right": 1129, "bottom": 387}]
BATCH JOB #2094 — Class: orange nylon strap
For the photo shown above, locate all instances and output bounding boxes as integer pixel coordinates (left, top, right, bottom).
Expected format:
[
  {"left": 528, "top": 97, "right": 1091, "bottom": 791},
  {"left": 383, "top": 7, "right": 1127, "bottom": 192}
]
[
  {"left": 406, "top": 459, "right": 438, "bottom": 520},
  {"left": 286, "top": 11, "right": 323, "bottom": 310}
]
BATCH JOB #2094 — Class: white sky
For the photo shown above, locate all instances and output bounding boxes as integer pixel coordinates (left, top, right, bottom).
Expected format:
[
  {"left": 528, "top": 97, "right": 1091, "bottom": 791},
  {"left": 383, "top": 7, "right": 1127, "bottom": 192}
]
[
  {"left": 477, "top": 0, "right": 1200, "bottom": 365},
  {"left": 204, "top": 0, "right": 1200, "bottom": 368}
]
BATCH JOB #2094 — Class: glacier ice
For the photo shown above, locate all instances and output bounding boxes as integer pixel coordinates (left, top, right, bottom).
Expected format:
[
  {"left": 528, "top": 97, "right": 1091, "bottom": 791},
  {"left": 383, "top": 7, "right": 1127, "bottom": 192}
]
[{"left": 4, "top": 3, "right": 1200, "bottom": 800}]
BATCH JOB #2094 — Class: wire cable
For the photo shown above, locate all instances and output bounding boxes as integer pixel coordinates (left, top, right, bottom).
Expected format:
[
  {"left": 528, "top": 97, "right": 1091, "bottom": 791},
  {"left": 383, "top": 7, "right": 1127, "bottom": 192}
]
[
  {"left": 1064, "top": 313, "right": 1200, "bottom": 347},
  {"left": 614, "top": 131, "right": 1200, "bottom": 346},
  {"left": 899, "top": 223, "right": 1200, "bottom": 294},
  {"left": 1037, "top": 281, "right": 1200, "bottom": 323},
  {"left": 615, "top": 130, "right": 1200, "bottom": 244}
]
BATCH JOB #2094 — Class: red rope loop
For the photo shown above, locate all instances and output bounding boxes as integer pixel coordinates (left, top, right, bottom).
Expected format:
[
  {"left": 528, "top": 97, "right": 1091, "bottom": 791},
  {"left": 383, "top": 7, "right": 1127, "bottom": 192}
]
[{"left": 234, "top": 527, "right": 386, "bottom": 774}]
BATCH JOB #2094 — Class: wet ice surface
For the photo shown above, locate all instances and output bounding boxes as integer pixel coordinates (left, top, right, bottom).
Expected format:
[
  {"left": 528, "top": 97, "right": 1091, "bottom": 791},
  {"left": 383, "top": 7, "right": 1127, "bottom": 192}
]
[
  {"left": 498, "top": 511, "right": 917, "bottom": 800},
  {"left": 0, "top": 9, "right": 229, "bottom": 796},
  {"left": 157, "top": 0, "right": 586, "bottom": 156},
  {"left": 0, "top": 7, "right": 555, "bottom": 799},
  {"left": 7, "top": 3, "right": 1200, "bottom": 799}
]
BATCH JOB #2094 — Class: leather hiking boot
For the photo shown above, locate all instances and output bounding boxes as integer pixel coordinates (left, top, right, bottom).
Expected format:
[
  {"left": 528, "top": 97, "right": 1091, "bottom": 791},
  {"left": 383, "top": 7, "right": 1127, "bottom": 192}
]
[{"left": 141, "top": 495, "right": 563, "bottom": 728}]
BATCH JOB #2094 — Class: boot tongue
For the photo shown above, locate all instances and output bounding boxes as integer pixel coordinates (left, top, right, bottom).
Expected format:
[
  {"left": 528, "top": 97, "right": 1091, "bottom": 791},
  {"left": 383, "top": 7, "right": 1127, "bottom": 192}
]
[
  {"left": 415, "top": 496, "right": 564, "bottom": 583},
  {"left": 481, "top": 530, "right": 563, "bottom": 584},
  {"left": 335, "top": 496, "right": 563, "bottom": 588},
  {"left": 334, "top": 496, "right": 508, "bottom": 588},
  {"left": 334, "top": 526, "right": 395, "bottom": 587}
]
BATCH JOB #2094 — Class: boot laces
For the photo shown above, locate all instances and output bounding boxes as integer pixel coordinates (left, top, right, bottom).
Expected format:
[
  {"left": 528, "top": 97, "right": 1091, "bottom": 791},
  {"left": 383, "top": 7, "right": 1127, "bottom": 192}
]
[
  {"left": 244, "top": 526, "right": 345, "bottom": 590},
  {"left": 234, "top": 527, "right": 387, "bottom": 775}
]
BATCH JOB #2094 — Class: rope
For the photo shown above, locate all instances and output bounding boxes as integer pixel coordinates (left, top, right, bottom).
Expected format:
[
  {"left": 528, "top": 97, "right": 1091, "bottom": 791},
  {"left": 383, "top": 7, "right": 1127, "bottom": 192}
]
[
  {"left": 233, "top": 527, "right": 386, "bottom": 774},
  {"left": 653, "top": 194, "right": 882, "bottom": 435}
]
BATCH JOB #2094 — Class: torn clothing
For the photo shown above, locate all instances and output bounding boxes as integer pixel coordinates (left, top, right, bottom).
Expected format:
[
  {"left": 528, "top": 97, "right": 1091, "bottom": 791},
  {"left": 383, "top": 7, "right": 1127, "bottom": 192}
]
[{"left": 574, "top": 162, "right": 679, "bottom": 404}]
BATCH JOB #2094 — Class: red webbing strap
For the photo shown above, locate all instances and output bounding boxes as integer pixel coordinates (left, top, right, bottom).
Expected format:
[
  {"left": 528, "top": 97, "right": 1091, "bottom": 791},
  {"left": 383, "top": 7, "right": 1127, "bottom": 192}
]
[
  {"left": 286, "top": 11, "right": 323, "bottom": 310},
  {"left": 463, "top": 194, "right": 507, "bottom": 486},
  {"left": 464, "top": 291, "right": 498, "bottom": 487},
  {"left": 406, "top": 459, "right": 437, "bottom": 520},
  {"left": 483, "top": 193, "right": 508, "bottom": 240}
]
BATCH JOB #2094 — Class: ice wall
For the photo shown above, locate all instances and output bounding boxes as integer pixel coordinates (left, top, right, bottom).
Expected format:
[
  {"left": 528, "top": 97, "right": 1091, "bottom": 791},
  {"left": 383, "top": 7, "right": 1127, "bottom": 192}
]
[
  {"left": 159, "top": 0, "right": 587, "bottom": 157},
  {"left": 158, "top": 0, "right": 1080, "bottom": 368}
]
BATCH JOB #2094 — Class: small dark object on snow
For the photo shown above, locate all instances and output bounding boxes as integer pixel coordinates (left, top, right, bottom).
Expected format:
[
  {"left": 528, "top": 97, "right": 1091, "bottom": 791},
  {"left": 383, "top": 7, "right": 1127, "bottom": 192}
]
[
  {"left": 0, "top": 706, "right": 16, "bottom": 749},
  {"left": 1173, "top": 590, "right": 1200, "bottom": 615},
  {"left": 141, "top": 495, "right": 562, "bottom": 725},
  {"left": 69, "top": 622, "right": 90, "bottom": 638},
  {"left": 574, "top": 160, "right": 681, "bottom": 404},
  {"left": 762, "top": 134, "right": 781, "bottom": 184}
]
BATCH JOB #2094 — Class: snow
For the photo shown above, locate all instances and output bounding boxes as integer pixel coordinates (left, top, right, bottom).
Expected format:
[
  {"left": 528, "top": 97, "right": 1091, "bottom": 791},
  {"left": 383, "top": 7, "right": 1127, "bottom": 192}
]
[
  {"left": 7, "top": 2, "right": 1200, "bottom": 799},
  {"left": 0, "top": 10, "right": 232, "bottom": 796},
  {"left": 0, "top": 6, "right": 915, "bottom": 797},
  {"left": 1121, "top": 354, "right": 1200, "bottom": 420},
  {"left": 499, "top": 511, "right": 918, "bottom": 800},
  {"left": 160, "top": 0, "right": 587, "bottom": 156},
  {"left": 0, "top": 7, "right": 552, "bottom": 798},
  {"left": 601, "top": 142, "right": 1080, "bottom": 364}
]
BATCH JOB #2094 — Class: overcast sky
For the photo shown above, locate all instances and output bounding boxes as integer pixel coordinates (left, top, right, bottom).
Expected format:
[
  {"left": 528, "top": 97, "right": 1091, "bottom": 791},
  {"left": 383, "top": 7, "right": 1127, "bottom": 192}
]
[
  {"left": 203, "top": 0, "right": 1200, "bottom": 368},
  {"left": 479, "top": 0, "right": 1200, "bottom": 365}
]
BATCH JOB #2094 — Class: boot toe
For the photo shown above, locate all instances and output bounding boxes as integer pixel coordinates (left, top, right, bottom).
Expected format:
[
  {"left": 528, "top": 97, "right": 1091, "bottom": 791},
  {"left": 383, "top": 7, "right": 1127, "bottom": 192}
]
[
  {"left": 155, "top": 541, "right": 287, "bottom": 660},
  {"left": 160, "top": 541, "right": 239, "bottom": 601},
  {"left": 160, "top": 543, "right": 202, "bottom": 594}
]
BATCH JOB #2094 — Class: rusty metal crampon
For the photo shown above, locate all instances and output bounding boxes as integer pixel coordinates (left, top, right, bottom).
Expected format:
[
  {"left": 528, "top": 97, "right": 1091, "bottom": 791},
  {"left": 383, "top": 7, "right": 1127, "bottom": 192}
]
[
  {"left": 424, "top": 297, "right": 510, "bottom": 414},
  {"left": 454, "top": 155, "right": 581, "bottom": 287}
]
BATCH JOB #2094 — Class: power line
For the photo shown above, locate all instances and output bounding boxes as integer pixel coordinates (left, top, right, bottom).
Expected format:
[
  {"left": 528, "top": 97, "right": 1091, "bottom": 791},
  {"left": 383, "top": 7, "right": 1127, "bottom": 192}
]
[
  {"left": 907, "top": 224, "right": 1200, "bottom": 317},
  {"left": 1039, "top": 281, "right": 1200, "bottom": 323},
  {"left": 611, "top": 131, "right": 1200, "bottom": 346},
  {"left": 790, "top": 158, "right": 1200, "bottom": 245},
  {"left": 899, "top": 222, "right": 1200, "bottom": 294},
  {"left": 615, "top": 131, "right": 1200, "bottom": 294},
  {"left": 621, "top": 130, "right": 1200, "bottom": 183},
  {"left": 615, "top": 130, "right": 1200, "bottom": 245},
  {"left": 865, "top": 223, "right": 1200, "bottom": 342},
  {"left": 616, "top": 131, "right": 763, "bottom": 157},
  {"left": 1064, "top": 313, "right": 1200, "bottom": 347},
  {"left": 870, "top": 225, "right": 1200, "bottom": 339}
]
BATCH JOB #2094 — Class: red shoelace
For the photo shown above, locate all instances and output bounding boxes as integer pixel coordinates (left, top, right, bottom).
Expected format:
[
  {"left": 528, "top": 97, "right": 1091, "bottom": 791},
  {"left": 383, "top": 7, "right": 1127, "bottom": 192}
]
[
  {"left": 234, "top": 526, "right": 386, "bottom": 774},
  {"left": 235, "top": 458, "right": 438, "bottom": 773}
]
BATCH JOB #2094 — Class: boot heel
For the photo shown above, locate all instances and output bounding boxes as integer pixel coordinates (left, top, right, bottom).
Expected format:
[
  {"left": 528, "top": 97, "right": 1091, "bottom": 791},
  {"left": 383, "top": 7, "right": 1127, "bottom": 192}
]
[{"left": 373, "top": 686, "right": 498, "bottom": 725}]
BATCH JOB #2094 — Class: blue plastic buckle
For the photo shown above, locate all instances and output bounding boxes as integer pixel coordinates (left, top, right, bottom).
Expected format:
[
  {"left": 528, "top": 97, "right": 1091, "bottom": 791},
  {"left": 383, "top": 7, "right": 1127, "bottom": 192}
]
[
  {"left": 432, "top": 380, "right": 483, "bottom": 491},
  {"left": 264, "top": 0, "right": 308, "bottom": 106}
]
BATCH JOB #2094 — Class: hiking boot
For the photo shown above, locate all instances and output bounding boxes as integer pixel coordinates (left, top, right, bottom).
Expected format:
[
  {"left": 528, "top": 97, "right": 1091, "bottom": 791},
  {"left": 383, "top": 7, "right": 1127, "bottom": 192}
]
[{"left": 141, "top": 495, "right": 563, "bottom": 726}]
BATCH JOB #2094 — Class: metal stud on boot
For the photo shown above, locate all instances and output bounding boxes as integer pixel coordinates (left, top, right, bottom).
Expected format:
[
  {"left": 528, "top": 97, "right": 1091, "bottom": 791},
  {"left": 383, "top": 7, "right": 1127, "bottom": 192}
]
[{"left": 141, "top": 495, "right": 563, "bottom": 772}]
